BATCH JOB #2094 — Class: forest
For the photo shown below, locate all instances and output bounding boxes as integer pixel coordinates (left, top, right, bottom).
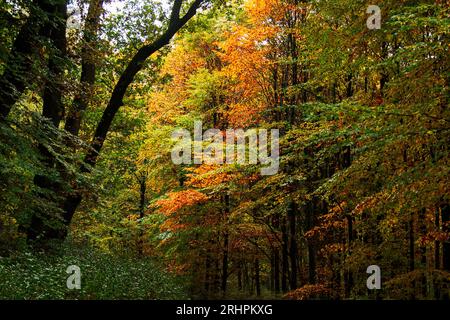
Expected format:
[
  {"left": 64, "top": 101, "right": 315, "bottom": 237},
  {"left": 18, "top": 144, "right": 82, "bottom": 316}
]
[{"left": 0, "top": 0, "right": 449, "bottom": 300}]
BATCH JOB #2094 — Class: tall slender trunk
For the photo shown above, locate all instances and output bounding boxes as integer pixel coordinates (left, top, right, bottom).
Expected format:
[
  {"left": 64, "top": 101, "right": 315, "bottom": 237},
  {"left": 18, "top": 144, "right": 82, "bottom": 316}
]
[
  {"left": 435, "top": 207, "right": 440, "bottom": 269},
  {"left": 345, "top": 214, "right": 354, "bottom": 298},
  {"left": 380, "top": 41, "right": 389, "bottom": 97},
  {"left": 442, "top": 204, "right": 450, "bottom": 271},
  {"left": 138, "top": 174, "right": 146, "bottom": 255},
  {"left": 409, "top": 212, "right": 415, "bottom": 272},
  {"left": 281, "top": 216, "right": 289, "bottom": 291},
  {"left": 254, "top": 258, "right": 261, "bottom": 297},
  {"left": 306, "top": 200, "right": 316, "bottom": 284},
  {"left": 27, "top": 0, "right": 68, "bottom": 242},
  {"left": 221, "top": 194, "right": 230, "bottom": 294},
  {"left": 288, "top": 201, "right": 298, "bottom": 290},
  {"left": 237, "top": 262, "right": 242, "bottom": 291},
  {"left": 274, "top": 248, "right": 280, "bottom": 293},
  {"left": 204, "top": 254, "right": 211, "bottom": 296}
]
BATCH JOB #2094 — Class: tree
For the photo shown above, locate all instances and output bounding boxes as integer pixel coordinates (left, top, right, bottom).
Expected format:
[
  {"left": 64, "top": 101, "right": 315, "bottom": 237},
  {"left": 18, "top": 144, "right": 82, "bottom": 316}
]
[{"left": 58, "top": 0, "right": 208, "bottom": 239}]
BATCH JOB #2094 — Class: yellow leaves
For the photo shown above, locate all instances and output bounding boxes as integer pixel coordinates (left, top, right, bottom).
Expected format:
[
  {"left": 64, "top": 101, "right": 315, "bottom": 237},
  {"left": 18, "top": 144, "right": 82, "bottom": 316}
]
[
  {"left": 185, "top": 164, "right": 234, "bottom": 188},
  {"left": 126, "top": 214, "right": 139, "bottom": 221},
  {"left": 244, "top": 0, "right": 288, "bottom": 25}
]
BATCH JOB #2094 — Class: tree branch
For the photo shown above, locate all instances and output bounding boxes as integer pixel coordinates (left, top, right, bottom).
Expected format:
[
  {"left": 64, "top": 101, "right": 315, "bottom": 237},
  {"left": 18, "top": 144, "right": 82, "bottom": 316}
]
[{"left": 62, "top": 0, "right": 206, "bottom": 225}]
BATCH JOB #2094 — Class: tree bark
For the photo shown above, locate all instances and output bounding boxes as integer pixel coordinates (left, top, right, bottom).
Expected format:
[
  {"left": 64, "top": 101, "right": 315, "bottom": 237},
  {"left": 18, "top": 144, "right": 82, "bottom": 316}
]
[
  {"left": 274, "top": 248, "right": 280, "bottom": 293},
  {"left": 138, "top": 173, "right": 146, "bottom": 255},
  {"left": 288, "top": 201, "right": 298, "bottom": 290},
  {"left": 442, "top": 204, "right": 450, "bottom": 271},
  {"left": 281, "top": 216, "right": 289, "bottom": 292},
  {"left": 254, "top": 258, "right": 261, "bottom": 297},
  {"left": 27, "top": 0, "right": 68, "bottom": 242},
  {"left": 307, "top": 200, "right": 316, "bottom": 284},
  {"left": 65, "top": 0, "right": 104, "bottom": 136},
  {"left": 221, "top": 193, "right": 230, "bottom": 294},
  {"left": 409, "top": 212, "right": 415, "bottom": 272}
]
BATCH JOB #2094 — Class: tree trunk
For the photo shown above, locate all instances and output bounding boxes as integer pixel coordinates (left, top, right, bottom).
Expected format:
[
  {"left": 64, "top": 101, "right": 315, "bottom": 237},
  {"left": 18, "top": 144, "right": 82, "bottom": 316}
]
[
  {"left": 221, "top": 193, "right": 230, "bottom": 294},
  {"left": 237, "top": 262, "right": 242, "bottom": 291},
  {"left": 281, "top": 216, "right": 289, "bottom": 292},
  {"left": 288, "top": 201, "right": 298, "bottom": 290},
  {"left": 138, "top": 174, "right": 146, "bottom": 255},
  {"left": 254, "top": 258, "right": 261, "bottom": 297},
  {"left": 274, "top": 248, "right": 280, "bottom": 293},
  {"left": 27, "top": 0, "right": 68, "bottom": 242},
  {"left": 442, "top": 204, "right": 450, "bottom": 271},
  {"left": 345, "top": 215, "right": 354, "bottom": 298},
  {"left": 65, "top": 0, "right": 104, "bottom": 136},
  {"left": 409, "top": 212, "right": 415, "bottom": 272},
  {"left": 307, "top": 200, "right": 316, "bottom": 284}
]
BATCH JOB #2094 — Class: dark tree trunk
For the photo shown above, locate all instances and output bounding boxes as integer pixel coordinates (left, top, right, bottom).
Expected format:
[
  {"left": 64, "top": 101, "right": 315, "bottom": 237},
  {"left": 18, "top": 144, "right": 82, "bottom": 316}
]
[
  {"left": 221, "top": 193, "right": 230, "bottom": 294},
  {"left": 345, "top": 215, "right": 354, "bottom": 298},
  {"left": 270, "top": 253, "right": 274, "bottom": 292},
  {"left": 254, "top": 258, "right": 261, "bottom": 297},
  {"left": 306, "top": 200, "right": 316, "bottom": 284},
  {"left": 205, "top": 254, "right": 211, "bottom": 295},
  {"left": 237, "top": 262, "right": 242, "bottom": 291},
  {"left": 346, "top": 73, "right": 353, "bottom": 98},
  {"left": 221, "top": 231, "right": 229, "bottom": 294},
  {"left": 65, "top": 0, "right": 104, "bottom": 136},
  {"left": 442, "top": 204, "right": 450, "bottom": 271},
  {"left": 271, "top": 214, "right": 281, "bottom": 293},
  {"left": 409, "top": 212, "right": 415, "bottom": 272},
  {"left": 380, "top": 41, "right": 389, "bottom": 97},
  {"left": 435, "top": 207, "right": 440, "bottom": 269},
  {"left": 243, "top": 262, "right": 250, "bottom": 293},
  {"left": 288, "top": 201, "right": 298, "bottom": 290},
  {"left": 27, "top": 0, "right": 68, "bottom": 243},
  {"left": 138, "top": 174, "right": 146, "bottom": 255},
  {"left": 281, "top": 216, "right": 289, "bottom": 292},
  {"left": 274, "top": 248, "right": 280, "bottom": 293}
]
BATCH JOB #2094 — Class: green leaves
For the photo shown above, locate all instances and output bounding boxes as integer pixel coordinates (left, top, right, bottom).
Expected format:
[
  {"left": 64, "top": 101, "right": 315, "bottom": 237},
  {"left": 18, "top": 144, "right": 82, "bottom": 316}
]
[{"left": 0, "top": 246, "right": 187, "bottom": 299}]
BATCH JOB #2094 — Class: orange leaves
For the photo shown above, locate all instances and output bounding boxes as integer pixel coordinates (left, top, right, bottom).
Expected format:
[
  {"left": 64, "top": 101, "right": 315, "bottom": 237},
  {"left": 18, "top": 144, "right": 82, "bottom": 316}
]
[
  {"left": 352, "top": 194, "right": 383, "bottom": 216},
  {"left": 319, "top": 243, "right": 345, "bottom": 256},
  {"left": 217, "top": 0, "right": 283, "bottom": 127},
  {"left": 244, "top": 0, "right": 286, "bottom": 26},
  {"left": 418, "top": 231, "right": 450, "bottom": 246},
  {"left": 156, "top": 190, "right": 209, "bottom": 234},
  {"left": 185, "top": 164, "right": 234, "bottom": 188},
  {"left": 305, "top": 212, "right": 346, "bottom": 240},
  {"left": 284, "top": 284, "right": 332, "bottom": 300},
  {"left": 155, "top": 189, "right": 209, "bottom": 216},
  {"left": 226, "top": 102, "right": 264, "bottom": 127}
]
